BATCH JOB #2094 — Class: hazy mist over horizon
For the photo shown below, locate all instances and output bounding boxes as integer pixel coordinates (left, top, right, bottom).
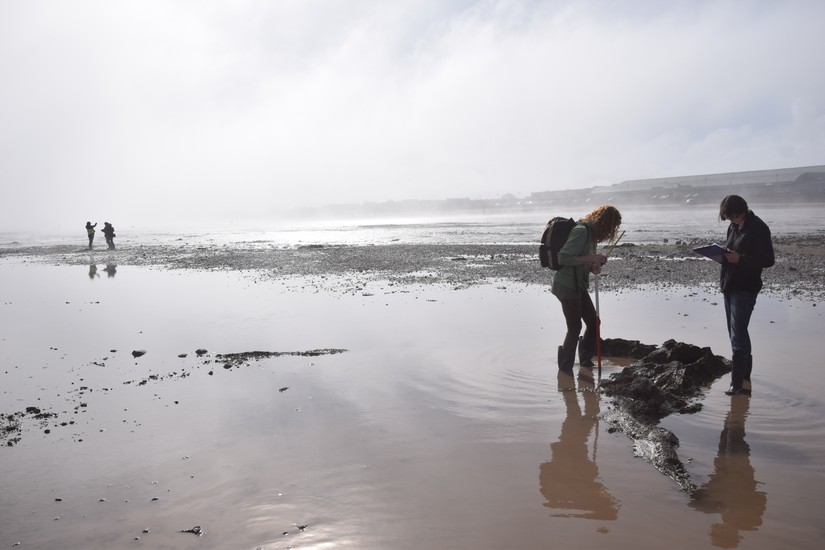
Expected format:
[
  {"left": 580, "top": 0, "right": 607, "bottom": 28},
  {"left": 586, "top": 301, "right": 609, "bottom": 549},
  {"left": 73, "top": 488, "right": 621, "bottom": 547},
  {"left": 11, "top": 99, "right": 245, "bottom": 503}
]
[{"left": 2, "top": 1, "right": 825, "bottom": 234}]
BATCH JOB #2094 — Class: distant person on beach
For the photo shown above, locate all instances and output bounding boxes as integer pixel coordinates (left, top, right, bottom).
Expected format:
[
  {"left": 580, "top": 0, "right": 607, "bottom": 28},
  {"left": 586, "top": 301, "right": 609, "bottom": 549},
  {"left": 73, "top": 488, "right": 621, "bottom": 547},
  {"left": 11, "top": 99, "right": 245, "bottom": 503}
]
[
  {"left": 102, "top": 222, "right": 116, "bottom": 250},
  {"left": 85, "top": 221, "right": 97, "bottom": 249},
  {"left": 551, "top": 205, "right": 622, "bottom": 374},
  {"left": 718, "top": 195, "right": 774, "bottom": 396}
]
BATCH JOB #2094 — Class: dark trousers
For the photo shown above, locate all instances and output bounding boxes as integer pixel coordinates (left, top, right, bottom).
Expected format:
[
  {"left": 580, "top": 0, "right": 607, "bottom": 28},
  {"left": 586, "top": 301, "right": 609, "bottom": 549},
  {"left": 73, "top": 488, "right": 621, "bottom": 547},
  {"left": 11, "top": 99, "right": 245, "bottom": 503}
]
[
  {"left": 724, "top": 291, "right": 757, "bottom": 356},
  {"left": 557, "top": 290, "right": 597, "bottom": 353},
  {"left": 724, "top": 290, "right": 757, "bottom": 390}
]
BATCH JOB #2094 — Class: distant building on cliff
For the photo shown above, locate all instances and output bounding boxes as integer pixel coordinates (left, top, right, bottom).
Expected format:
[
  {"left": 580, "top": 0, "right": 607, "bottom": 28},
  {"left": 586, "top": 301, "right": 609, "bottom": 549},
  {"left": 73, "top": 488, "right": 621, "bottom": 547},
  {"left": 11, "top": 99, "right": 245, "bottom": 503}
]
[
  {"left": 530, "top": 165, "right": 825, "bottom": 207},
  {"left": 290, "top": 165, "right": 825, "bottom": 220}
]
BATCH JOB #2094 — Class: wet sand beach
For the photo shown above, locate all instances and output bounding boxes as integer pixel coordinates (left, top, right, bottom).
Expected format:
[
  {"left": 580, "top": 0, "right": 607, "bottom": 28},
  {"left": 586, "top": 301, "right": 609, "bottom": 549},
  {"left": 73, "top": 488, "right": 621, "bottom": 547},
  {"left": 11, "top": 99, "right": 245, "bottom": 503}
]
[{"left": 1, "top": 230, "right": 824, "bottom": 549}]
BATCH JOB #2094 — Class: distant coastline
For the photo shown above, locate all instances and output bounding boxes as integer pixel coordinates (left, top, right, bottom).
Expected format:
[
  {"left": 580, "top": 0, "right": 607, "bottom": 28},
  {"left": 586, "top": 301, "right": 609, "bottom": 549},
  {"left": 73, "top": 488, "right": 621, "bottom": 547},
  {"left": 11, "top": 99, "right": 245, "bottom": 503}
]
[{"left": 285, "top": 165, "right": 825, "bottom": 220}]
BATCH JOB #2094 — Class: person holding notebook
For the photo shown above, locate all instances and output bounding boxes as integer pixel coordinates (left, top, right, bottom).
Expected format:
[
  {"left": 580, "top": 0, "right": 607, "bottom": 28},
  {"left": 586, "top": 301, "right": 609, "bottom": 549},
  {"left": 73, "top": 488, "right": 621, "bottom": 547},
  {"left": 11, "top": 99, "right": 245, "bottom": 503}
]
[{"left": 717, "top": 195, "right": 775, "bottom": 396}]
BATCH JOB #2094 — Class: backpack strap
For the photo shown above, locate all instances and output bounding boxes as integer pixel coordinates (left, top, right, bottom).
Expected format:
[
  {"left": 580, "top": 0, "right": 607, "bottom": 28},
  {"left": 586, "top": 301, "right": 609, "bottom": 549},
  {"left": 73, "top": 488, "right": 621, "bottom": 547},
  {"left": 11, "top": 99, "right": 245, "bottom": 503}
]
[{"left": 573, "top": 223, "right": 592, "bottom": 292}]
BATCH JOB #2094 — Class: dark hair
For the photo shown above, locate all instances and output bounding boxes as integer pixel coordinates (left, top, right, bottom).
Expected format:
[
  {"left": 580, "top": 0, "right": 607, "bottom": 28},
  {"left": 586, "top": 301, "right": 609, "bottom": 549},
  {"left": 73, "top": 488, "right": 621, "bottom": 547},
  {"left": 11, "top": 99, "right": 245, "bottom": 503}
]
[
  {"left": 719, "top": 195, "right": 748, "bottom": 221},
  {"left": 581, "top": 205, "right": 622, "bottom": 243}
]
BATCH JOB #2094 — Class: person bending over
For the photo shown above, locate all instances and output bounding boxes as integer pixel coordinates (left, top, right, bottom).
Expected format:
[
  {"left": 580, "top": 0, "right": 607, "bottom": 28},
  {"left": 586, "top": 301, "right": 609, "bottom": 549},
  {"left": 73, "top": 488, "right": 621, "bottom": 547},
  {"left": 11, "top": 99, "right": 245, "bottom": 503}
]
[{"left": 551, "top": 205, "right": 622, "bottom": 374}]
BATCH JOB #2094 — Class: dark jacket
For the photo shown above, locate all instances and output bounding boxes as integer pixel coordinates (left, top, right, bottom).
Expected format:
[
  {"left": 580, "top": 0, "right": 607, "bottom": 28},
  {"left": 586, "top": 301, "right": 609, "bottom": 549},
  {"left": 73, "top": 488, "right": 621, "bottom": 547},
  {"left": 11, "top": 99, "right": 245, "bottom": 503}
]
[{"left": 721, "top": 210, "right": 774, "bottom": 293}]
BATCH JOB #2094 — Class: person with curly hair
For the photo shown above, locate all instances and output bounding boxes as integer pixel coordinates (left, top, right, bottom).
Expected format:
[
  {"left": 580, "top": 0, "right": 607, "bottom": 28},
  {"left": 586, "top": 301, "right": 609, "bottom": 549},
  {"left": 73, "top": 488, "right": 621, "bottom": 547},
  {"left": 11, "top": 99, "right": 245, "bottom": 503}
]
[{"left": 551, "top": 205, "right": 622, "bottom": 375}]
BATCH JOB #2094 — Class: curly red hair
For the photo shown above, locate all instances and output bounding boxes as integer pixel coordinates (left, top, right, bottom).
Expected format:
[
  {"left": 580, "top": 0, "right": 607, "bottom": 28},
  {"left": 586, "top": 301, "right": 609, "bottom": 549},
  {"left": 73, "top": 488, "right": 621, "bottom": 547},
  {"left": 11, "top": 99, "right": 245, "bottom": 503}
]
[{"left": 581, "top": 205, "right": 622, "bottom": 243}]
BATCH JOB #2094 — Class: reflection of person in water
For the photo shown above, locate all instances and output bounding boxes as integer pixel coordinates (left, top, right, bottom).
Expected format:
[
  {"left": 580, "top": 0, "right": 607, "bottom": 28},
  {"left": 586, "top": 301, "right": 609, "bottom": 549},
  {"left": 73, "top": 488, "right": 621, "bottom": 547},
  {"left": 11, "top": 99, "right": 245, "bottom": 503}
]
[
  {"left": 88, "top": 263, "right": 99, "bottom": 279},
  {"left": 689, "top": 397, "right": 766, "bottom": 548},
  {"left": 539, "top": 371, "right": 619, "bottom": 520},
  {"left": 103, "top": 263, "right": 117, "bottom": 277}
]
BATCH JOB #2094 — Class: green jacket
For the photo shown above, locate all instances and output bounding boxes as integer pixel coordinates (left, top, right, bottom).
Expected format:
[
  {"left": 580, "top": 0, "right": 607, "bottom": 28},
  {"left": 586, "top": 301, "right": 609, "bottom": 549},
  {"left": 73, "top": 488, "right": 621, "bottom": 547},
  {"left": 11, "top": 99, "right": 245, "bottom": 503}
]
[{"left": 551, "top": 222, "right": 595, "bottom": 299}]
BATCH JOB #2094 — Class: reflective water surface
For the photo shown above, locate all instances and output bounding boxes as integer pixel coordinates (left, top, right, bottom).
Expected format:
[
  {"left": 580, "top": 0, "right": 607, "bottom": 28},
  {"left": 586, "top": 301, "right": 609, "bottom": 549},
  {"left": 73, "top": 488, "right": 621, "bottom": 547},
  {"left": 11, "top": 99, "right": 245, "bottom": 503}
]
[
  {"left": 1, "top": 260, "right": 823, "bottom": 549},
  {"left": 2, "top": 204, "right": 822, "bottom": 249}
]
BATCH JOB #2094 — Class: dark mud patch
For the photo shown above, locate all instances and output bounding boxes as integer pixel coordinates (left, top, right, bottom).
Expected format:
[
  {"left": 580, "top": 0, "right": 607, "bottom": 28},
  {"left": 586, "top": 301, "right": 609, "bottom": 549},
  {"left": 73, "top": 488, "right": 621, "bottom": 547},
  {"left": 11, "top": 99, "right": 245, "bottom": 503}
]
[
  {"left": 599, "top": 338, "right": 731, "bottom": 492},
  {"left": 0, "top": 347, "right": 347, "bottom": 447},
  {"left": 179, "top": 525, "right": 204, "bottom": 537},
  {"left": 2, "top": 407, "right": 59, "bottom": 446},
  {"left": 216, "top": 348, "right": 348, "bottom": 370}
]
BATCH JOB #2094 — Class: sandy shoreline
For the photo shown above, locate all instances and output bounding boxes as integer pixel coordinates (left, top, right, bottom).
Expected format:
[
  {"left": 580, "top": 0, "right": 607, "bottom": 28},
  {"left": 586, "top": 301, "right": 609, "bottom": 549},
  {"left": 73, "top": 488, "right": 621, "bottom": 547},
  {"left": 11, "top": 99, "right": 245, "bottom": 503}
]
[{"left": 2, "top": 232, "right": 824, "bottom": 301}]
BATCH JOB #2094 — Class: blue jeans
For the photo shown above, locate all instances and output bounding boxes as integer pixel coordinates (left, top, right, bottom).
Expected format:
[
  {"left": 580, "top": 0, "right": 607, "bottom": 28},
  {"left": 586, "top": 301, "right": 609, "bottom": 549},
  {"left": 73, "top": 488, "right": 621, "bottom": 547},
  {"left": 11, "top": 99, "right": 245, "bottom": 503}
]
[{"left": 724, "top": 291, "right": 757, "bottom": 356}]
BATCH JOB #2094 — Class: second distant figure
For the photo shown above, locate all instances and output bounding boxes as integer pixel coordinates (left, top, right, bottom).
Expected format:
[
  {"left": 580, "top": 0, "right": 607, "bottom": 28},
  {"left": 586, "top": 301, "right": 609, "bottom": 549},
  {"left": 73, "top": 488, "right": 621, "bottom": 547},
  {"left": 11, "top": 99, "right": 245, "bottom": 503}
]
[
  {"left": 551, "top": 205, "right": 623, "bottom": 373},
  {"left": 85, "top": 221, "right": 97, "bottom": 250},
  {"left": 102, "top": 222, "right": 116, "bottom": 250}
]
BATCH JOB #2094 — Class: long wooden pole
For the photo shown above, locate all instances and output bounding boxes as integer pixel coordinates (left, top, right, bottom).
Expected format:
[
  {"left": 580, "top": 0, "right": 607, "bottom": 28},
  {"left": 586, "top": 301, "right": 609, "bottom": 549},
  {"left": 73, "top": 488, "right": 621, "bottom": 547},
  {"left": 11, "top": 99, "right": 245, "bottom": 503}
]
[
  {"left": 596, "top": 230, "right": 625, "bottom": 383},
  {"left": 595, "top": 273, "right": 601, "bottom": 381}
]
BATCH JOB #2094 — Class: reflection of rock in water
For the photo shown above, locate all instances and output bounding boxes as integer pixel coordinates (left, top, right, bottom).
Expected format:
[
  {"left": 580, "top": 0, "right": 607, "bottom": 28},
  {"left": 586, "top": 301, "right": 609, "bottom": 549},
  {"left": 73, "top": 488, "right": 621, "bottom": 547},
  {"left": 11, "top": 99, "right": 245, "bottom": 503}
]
[
  {"left": 689, "top": 398, "right": 766, "bottom": 548},
  {"left": 599, "top": 338, "right": 731, "bottom": 492},
  {"left": 540, "top": 371, "right": 619, "bottom": 520}
]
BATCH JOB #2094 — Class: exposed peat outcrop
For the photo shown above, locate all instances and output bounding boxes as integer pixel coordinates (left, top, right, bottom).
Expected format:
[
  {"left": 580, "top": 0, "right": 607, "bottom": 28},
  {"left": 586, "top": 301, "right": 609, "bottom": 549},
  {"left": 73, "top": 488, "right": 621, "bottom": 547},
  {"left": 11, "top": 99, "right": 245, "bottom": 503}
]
[{"left": 599, "top": 338, "right": 731, "bottom": 492}]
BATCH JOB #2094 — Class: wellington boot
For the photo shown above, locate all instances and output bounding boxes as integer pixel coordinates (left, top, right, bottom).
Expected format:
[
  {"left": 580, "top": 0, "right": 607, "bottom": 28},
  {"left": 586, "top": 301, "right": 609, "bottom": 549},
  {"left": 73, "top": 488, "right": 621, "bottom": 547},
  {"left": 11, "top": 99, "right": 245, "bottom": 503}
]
[
  {"left": 578, "top": 336, "right": 594, "bottom": 369},
  {"left": 725, "top": 352, "right": 749, "bottom": 396},
  {"left": 557, "top": 345, "right": 575, "bottom": 373},
  {"left": 742, "top": 354, "right": 753, "bottom": 395}
]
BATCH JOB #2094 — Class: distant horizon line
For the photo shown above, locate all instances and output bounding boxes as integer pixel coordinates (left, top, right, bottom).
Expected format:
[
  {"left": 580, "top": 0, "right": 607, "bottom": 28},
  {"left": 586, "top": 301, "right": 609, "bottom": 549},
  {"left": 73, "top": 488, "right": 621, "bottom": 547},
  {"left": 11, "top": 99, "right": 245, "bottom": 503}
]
[{"left": 297, "top": 163, "right": 825, "bottom": 213}]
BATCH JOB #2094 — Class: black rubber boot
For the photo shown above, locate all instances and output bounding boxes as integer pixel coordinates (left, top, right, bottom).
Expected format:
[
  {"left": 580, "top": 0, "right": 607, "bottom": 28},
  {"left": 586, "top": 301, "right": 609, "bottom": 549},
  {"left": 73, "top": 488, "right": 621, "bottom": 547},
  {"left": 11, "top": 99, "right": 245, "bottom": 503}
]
[
  {"left": 742, "top": 354, "right": 753, "bottom": 395},
  {"left": 557, "top": 345, "right": 575, "bottom": 373},
  {"left": 578, "top": 336, "right": 594, "bottom": 369},
  {"left": 725, "top": 352, "right": 748, "bottom": 396}
]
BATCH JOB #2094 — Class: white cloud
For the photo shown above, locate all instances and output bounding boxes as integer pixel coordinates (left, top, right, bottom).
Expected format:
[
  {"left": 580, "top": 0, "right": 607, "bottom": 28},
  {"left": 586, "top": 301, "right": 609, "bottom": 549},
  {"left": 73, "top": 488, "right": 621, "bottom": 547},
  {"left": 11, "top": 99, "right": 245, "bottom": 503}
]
[{"left": 1, "top": 0, "right": 824, "bottom": 232}]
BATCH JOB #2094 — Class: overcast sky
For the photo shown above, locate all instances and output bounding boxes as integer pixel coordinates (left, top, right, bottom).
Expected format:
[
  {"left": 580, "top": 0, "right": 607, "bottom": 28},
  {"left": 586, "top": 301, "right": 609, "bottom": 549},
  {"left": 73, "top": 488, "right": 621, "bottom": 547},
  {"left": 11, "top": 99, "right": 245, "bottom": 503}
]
[{"left": 2, "top": 0, "right": 824, "bottom": 232}]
